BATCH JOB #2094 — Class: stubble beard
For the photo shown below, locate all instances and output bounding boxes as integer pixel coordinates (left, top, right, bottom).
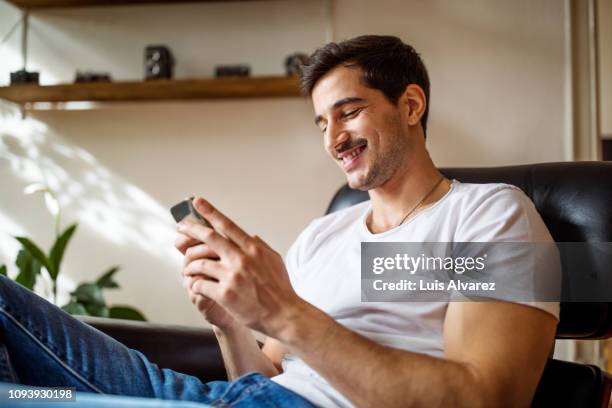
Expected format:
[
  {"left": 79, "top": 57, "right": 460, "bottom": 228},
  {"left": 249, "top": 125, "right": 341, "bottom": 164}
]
[{"left": 348, "top": 125, "right": 409, "bottom": 191}]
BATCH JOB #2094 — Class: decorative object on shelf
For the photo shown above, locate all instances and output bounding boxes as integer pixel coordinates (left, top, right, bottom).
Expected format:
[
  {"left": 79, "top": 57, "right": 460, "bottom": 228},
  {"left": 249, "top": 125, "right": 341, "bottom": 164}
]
[
  {"left": 0, "top": 184, "right": 146, "bottom": 321},
  {"left": 144, "top": 45, "right": 174, "bottom": 80},
  {"left": 214, "top": 64, "right": 251, "bottom": 78},
  {"left": 284, "top": 52, "right": 308, "bottom": 76},
  {"left": 10, "top": 69, "right": 39, "bottom": 85},
  {"left": 75, "top": 71, "right": 112, "bottom": 83}
]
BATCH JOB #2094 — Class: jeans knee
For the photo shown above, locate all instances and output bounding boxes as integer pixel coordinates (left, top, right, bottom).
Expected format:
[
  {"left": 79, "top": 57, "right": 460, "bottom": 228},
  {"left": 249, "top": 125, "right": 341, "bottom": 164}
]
[
  {"left": 0, "top": 274, "right": 9, "bottom": 308},
  {"left": 0, "top": 275, "right": 28, "bottom": 311}
]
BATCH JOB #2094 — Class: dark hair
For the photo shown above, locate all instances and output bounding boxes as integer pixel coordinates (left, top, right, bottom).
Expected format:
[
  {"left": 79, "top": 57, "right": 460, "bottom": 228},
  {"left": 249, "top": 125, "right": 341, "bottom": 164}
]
[{"left": 301, "top": 35, "right": 431, "bottom": 137}]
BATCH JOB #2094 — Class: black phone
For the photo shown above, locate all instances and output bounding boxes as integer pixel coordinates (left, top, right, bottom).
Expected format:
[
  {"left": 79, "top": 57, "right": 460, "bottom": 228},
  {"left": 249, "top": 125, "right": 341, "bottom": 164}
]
[{"left": 170, "top": 197, "right": 213, "bottom": 228}]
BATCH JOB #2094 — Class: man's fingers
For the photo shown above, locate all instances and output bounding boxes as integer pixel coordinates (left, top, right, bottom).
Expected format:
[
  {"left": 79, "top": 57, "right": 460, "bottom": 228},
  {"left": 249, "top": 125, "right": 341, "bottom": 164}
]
[
  {"left": 184, "top": 275, "right": 205, "bottom": 292},
  {"left": 191, "top": 197, "right": 252, "bottom": 249},
  {"left": 191, "top": 278, "right": 219, "bottom": 300},
  {"left": 174, "top": 233, "right": 200, "bottom": 254},
  {"left": 184, "top": 243, "right": 219, "bottom": 266},
  {"left": 178, "top": 222, "right": 240, "bottom": 259},
  {"left": 184, "top": 258, "right": 225, "bottom": 281},
  {"left": 186, "top": 277, "right": 213, "bottom": 306}
]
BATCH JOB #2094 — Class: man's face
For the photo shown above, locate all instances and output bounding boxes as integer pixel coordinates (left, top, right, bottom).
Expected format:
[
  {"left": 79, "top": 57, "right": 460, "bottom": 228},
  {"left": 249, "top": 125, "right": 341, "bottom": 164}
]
[{"left": 312, "top": 65, "right": 411, "bottom": 191}]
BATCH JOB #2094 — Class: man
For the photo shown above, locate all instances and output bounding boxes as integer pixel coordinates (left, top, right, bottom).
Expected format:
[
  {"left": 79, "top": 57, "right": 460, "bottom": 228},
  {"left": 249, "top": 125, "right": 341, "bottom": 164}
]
[{"left": 0, "top": 35, "right": 557, "bottom": 407}]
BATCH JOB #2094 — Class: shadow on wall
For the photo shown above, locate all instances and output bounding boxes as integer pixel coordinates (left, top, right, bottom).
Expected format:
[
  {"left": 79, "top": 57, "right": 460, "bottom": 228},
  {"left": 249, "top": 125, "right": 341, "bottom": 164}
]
[{"left": 0, "top": 100, "right": 200, "bottom": 325}]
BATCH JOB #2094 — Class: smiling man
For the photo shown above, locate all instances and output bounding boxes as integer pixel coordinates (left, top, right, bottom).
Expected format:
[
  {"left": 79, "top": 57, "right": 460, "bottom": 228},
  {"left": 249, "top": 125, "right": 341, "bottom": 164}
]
[
  {"left": 177, "top": 35, "right": 559, "bottom": 407},
  {"left": 0, "top": 35, "right": 558, "bottom": 408}
]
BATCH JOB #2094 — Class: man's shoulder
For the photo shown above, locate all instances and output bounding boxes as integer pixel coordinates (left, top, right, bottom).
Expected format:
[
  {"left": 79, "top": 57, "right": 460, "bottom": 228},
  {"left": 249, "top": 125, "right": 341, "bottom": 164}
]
[
  {"left": 449, "top": 181, "right": 531, "bottom": 212},
  {"left": 449, "top": 180, "right": 550, "bottom": 241},
  {"left": 451, "top": 180, "right": 524, "bottom": 199}
]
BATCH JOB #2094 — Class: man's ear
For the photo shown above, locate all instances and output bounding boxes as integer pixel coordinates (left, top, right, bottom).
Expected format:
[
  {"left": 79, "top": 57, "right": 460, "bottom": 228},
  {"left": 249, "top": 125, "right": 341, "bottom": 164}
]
[{"left": 400, "top": 84, "right": 427, "bottom": 126}]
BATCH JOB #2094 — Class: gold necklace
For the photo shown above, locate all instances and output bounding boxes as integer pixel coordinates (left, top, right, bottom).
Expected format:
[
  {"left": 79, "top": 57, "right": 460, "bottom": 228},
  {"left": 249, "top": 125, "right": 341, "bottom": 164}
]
[{"left": 396, "top": 175, "right": 446, "bottom": 227}]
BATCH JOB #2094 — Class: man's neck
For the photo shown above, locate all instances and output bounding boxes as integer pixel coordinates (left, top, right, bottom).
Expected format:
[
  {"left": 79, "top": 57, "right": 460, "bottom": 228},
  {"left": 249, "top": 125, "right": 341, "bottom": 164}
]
[{"left": 366, "top": 158, "right": 450, "bottom": 234}]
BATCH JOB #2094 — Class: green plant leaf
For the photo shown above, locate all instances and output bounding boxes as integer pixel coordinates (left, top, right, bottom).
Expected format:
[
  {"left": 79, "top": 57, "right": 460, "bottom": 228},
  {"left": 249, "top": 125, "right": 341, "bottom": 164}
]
[
  {"left": 48, "top": 223, "right": 77, "bottom": 281},
  {"left": 14, "top": 237, "right": 55, "bottom": 278},
  {"left": 95, "top": 266, "right": 120, "bottom": 289},
  {"left": 84, "top": 303, "right": 109, "bottom": 318},
  {"left": 72, "top": 283, "right": 106, "bottom": 307},
  {"left": 0, "top": 264, "right": 7, "bottom": 276},
  {"left": 14, "top": 249, "right": 41, "bottom": 290},
  {"left": 62, "top": 301, "right": 89, "bottom": 316},
  {"left": 109, "top": 306, "right": 147, "bottom": 321}
]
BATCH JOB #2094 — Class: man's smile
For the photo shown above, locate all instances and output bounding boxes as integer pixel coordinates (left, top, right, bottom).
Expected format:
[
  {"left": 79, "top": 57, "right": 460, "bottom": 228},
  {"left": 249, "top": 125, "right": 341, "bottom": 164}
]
[{"left": 337, "top": 141, "right": 368, "bottom": 171}]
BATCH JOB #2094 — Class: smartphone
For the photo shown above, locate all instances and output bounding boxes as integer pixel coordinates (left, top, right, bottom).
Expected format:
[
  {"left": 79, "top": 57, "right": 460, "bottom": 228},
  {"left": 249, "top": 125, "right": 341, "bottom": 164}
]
[{"left": 170, "top": 197, "right": 213, "bottom": 228}]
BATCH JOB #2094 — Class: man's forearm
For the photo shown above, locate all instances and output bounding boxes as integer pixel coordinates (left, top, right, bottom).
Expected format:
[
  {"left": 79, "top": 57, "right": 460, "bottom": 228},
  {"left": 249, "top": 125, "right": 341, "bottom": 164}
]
[
  {"left": 276, "top": 302, "right": 488, "bottom": 408},
  {"left": 213, "top": 323, "right": 279, "bottom": 380}
]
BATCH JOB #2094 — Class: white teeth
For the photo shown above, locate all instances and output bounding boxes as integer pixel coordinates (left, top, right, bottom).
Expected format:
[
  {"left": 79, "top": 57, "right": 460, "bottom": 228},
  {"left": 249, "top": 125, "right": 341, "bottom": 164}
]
[{"left": 342, "top": 146, "right": 364, "bottom": 163}]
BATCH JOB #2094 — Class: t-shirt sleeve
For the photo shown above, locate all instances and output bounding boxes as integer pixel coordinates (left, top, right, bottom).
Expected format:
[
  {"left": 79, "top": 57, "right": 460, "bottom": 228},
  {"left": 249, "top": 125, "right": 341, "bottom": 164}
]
[{"left": 455, "top": 185, "right": 560, "bottom": 320}]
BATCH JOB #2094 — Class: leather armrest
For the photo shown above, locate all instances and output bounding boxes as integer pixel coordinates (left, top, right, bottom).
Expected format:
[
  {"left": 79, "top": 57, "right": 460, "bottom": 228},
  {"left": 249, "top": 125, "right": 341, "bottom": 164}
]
[{"left": 532, "top": 358, "right": 612, "bottom": 407}]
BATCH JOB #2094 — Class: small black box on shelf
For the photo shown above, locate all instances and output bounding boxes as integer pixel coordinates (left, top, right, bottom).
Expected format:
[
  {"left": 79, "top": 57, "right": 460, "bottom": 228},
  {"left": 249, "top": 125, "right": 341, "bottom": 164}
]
[
  {"left": 75, "top": 71, "right": 112, "bottom": 83},
  {"left": 214, "top": 65, "right": 251, "bottom": 78},
  {"left": 144, "top": 45, "right": 174, "bottom": 80},
  {"left": 10, "top": 69, "right": 39, "bottom": 85}
]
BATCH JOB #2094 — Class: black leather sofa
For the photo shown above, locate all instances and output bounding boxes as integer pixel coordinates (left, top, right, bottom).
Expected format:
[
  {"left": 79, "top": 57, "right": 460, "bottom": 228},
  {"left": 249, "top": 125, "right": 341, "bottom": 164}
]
[{"left": 86, "top": 161, "right": 612, "bottom": 407}]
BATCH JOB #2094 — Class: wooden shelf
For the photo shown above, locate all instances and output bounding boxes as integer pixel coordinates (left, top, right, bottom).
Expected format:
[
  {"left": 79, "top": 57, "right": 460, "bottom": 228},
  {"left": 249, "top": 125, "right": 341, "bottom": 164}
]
[
  {"left": 6, "top": 0, "right": 256, "bottom": 10},
  {"left": 0, "top": 76, "right": 302, "bottom": 104}
]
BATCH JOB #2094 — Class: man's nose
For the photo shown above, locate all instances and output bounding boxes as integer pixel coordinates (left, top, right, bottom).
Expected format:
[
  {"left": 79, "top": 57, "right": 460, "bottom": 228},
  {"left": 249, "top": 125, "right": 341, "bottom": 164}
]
[{"left": 326, "top": 124, "right": 350, "bottom": 153}]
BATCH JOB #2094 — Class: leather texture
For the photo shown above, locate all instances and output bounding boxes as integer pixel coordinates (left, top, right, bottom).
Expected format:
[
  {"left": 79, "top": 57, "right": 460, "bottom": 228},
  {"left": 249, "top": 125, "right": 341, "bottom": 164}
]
[
  {"left": 326, "top": 162, "right": 612, "bottom": 340},
  {"left": 531, "top": 359, "right": 612, "bottom": 408}
]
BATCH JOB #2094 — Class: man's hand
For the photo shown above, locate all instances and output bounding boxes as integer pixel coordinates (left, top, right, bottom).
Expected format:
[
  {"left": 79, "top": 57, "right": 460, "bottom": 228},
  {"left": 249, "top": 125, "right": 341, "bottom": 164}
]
[
  {"left": 176, "top": 221, "right": 287, "bottom": 380},
  {"left": 183, "top": 275, "right": 238, "bottom": 329},
  {"left": 178, "top": 197, "right": 304, "bottom": 338},
  {"left": 175, "top": 232, "right": 237, "bottom": 330}
]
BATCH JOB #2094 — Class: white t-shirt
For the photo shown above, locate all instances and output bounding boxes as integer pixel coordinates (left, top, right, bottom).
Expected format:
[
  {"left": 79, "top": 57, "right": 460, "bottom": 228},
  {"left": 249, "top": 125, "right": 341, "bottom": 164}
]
[{"left": 271, "top": 180, "right": 560, "bottom": 408}]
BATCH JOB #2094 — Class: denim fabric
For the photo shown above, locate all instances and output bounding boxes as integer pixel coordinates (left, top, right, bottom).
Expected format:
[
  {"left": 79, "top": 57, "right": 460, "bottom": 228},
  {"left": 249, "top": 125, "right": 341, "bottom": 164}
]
[{"left": 0, "top": 275, "right": 316, "bottom": 407}]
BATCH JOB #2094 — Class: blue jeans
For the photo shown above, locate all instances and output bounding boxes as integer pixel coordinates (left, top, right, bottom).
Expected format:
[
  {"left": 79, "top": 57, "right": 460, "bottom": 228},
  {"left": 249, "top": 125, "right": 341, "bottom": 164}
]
[{"left": 0, "top": 275, "right": 316, "bottom": 407}]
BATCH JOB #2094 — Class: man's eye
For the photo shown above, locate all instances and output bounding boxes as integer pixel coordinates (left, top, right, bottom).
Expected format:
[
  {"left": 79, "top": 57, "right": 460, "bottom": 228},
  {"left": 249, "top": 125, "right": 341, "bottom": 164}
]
[{"left": 342, "top": 108, "right": 362, "bottom": 119}]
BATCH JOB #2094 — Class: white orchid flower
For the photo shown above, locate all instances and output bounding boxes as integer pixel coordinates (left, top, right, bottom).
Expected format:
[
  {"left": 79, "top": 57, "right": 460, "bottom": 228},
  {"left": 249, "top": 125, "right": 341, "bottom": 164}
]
[
  {"left": 23, "top": 183, "right": 47, "bottom": 195},
  {"left": 23, "top": 183, "right": 60, "bottom": 217}
]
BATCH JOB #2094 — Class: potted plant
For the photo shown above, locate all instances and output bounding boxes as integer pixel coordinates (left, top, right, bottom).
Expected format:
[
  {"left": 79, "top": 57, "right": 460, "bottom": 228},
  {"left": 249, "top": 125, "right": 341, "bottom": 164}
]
[{"left": 0, "top": 184, "right": 146, "bottom": 321}]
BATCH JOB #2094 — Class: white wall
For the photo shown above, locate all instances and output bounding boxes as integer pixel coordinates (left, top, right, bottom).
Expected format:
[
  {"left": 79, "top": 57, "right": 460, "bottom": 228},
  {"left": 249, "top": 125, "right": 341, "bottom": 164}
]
[
  {"left": 0, "top": 0, "right": 570, "bottom": 326},
  {"left": 334, "top": 0, "right": 567, "bottom": 164}
]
